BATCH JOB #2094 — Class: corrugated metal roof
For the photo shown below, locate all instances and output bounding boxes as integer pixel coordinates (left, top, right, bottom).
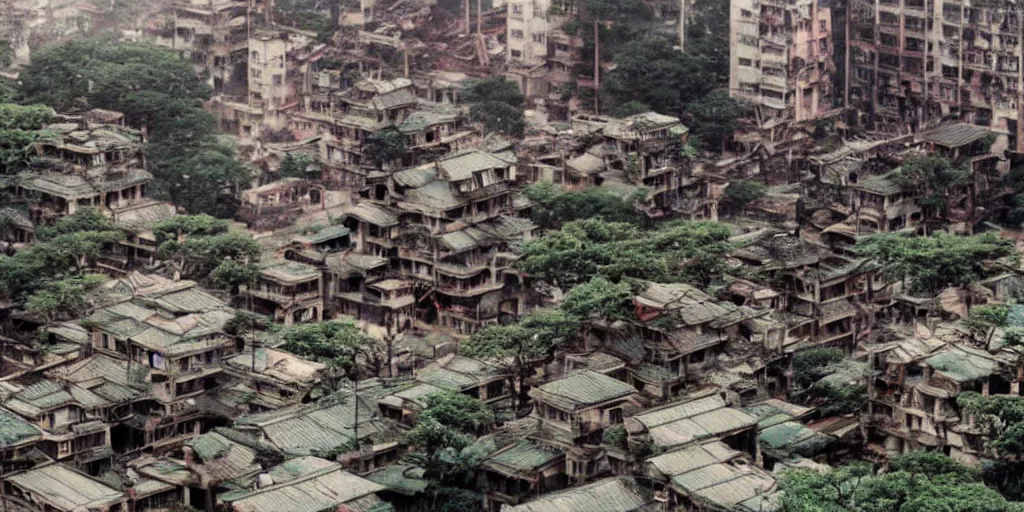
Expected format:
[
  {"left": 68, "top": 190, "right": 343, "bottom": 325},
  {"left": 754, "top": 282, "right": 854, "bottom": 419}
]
[
  {"left": 347, "top": 202, "right": 399, "bottom": 227},
  {"left": 7, "top": 464, "right": 125, "bottom": 510},
  {"left": 437, "top": 150, "right": 511, "bottom": 182},
  {"left": 919, "top": 122, "right": 990, "bottom": 148},
  {"left": 481, "top": 441, "right": 563, "bottom": 476},
  {"left": 227, "top": 462, "right": 386, "bottom": 512},
  {"left": 506, "top": 476, "right": 652, "bottom": 512},
  {"left": 0, "top": 406, "right": 41, "bottom": 448},
  {"left": 363, "top": 464, "right": 429, "bottom": 496},
  {"left": 646, "top": 441, "right": 739, "bottom": 477},
  {"left": 531, "top": 370, "right": 635, "bottom": 410}
]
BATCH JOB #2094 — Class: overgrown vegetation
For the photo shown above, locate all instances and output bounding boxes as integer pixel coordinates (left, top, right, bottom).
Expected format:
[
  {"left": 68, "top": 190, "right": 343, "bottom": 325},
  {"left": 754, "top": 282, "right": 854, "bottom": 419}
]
[{"left": 17, "top": 39, "right": 250, "bottom": 216}]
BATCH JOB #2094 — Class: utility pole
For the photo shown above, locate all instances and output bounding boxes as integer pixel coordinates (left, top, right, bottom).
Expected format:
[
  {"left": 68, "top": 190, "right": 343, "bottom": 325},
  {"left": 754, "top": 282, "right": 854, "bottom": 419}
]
[
  {"left": 679, "top": 0, "right": 686, "bottom": 51},
  {"left": 593, "top": 19, "right": 600, "bottom": 115}
]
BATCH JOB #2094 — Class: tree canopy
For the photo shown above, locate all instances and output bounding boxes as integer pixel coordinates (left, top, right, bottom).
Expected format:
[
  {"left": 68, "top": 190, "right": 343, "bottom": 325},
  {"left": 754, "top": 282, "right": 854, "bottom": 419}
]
[
  {"left": 778, "top": 453, "right": 1020, "bottom": 512},
  {"left": 278, "top": 320, "right": 385, "bottom": 379},
  {"left": 518, "top": 218, "right": 732, "bottom": 290},
  {"left": 17, "top": 39, "right": 249, "bottom": 216},
  {"left": 856, "top": 232, "right": 1017, "bottom": 295},
  {"left": 463, "top": 77, "right": 526, "bottom": 138},
  {"left": 523, "top": 181, "right": 640, "bottom": 230}
]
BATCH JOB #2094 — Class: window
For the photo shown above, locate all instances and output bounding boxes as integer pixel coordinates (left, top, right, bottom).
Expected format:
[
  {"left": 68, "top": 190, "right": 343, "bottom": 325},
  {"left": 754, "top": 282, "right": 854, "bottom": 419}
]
[
  {"left": 739, "top": 58, "right": 753, "bottom": 67},
  {"left": 741, "top": 8, "right": 752, "bottom": 17},
  {"left": 511, "top": 3, "right": 522, "bottom": 14},
  {"left": 819, "top": 19, "right": 827, "bottom": 32},
  {"left": 739, "top": 35, "right": 758, "bottom": 46},
  {"left": 252, "top": 69, "right": 262, "bottom": 79},
  {"left": 511, "top": 29, "right": 524, "bottom": 39},
  {"left": 511, "top": 49, "right": 522, "bottom": 58},
  {"left": 609, "top": 408, "right": 623, "bottom": 424},
  {"left": 532, "top": 32, "right": 545, "bottom": 43},
  {"left": 272, "top": 74, "right": 283, "bottom": 86}
]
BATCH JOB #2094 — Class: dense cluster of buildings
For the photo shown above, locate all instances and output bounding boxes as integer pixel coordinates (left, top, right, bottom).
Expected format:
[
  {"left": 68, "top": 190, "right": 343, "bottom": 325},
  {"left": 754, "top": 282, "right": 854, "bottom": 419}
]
[{"left": 6, "top": 0, "right": 1024, "bottom": 510}]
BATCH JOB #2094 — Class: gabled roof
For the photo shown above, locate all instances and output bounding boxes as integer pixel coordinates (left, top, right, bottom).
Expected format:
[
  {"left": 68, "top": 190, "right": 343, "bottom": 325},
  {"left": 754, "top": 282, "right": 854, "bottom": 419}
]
[
  {"left": 505, "top": 476, "right": 654, "bottom": 512},
  {"left": 635, "top": 282, "right": 760, "bottom": 329},
  {"left": 531, "top": 370, "right": 636, "bottom": 411},
  {"left": 415, "top": 354, "right": 507, "bottom": 391},
  {"left": 627, "top": 394, "right": 758, "bottom": 450},
  {"left": 480, "top": 441, "right": 564, "bottom": 477},
  {"left": 437, "top": 150, "right": 512, "bottom": 182},
  {"left": 919, "top": 123, "right": 991, "bottom": 148},
  {"left": 6, "top": 464, "right": 126, "bottom": 511},
  {"left": 222, "top": 458, "right": 387, "bottom": 512},
  {"left": 225, "top": 348, "right": 325, "bottom": 385},
  {"left": 364, "top": 464, "right": 429, "bottom": 496},
  {"left": 259, "top": 260, "right": 321, "bottom": 284},
  {"left": 346, "top": 202, "right": 399, "bottom": 227},
  {"left": 0, "top": 406, "right": 41, "bottom": 448},
  {"left": 186, "top": 429, "right": 262, "bottom": 485},
  {"left": 926, "top": 344, "right": 1003, "bottom": 383},
  {"left": 235, "top": 393, "right": 386, "bottom": 456}
]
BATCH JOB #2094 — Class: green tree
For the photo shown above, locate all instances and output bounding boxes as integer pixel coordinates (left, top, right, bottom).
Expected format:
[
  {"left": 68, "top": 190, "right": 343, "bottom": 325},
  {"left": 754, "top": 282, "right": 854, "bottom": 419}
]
[
  {"left": 722, "top": 180, "right": 767, "bottom": 214},
  {"left": 613, "top": 101, "right": 651, "bottom": 118},
  {"left": 0, "top": 104, "right": 53, "bottom": 130},
  {"left": 278, "top": 154, "right": 317, "bottom": 179},
  {"left": 462, "top": 309, "right": 578, "bottom": 410},
  {"left": 0, "top": 103, "right": 53, "bottom": 175},
  {"left": 791, "top": 348, "right": 845, "bottom": 388},
  {"left": 856, "top": 232, "right": 1018, "bottom": 296},
  {"left": 25, "top": 273, "right": 107, "bottom": 322},
  {"left": 278, "top": 320, "right": 385, "bottom": 379},
  {"left": 152, "top": 214, "right": 230, "bottom": 244},
  {"left": 891, "top": 154, "right": 970, "bottom": 212},
  {"left": 562, "top": 276, "right": 634, "bottom": 322},
  {"left": 523, "top": 182, "right": 639, "bottom": 230},
  {"left": 518, "top": 218, "right": 732, "bottom": 289},
  {"left": 211, "top": 260, "right": 259, "bottom": 293},
  {"left": 17, "top": 40, "right": 247, "bottom": 216},
  {"left": 161, "top": 145, "right": 250, "bottom": 217},
  {"left": 962, "top": 304, "right": 1011, "bottom": 347},
  {"left": 462, "top": 77, "right": 525, "bottom": 138},
  {"left": 364, "top": 128, "right": 407, "bottom": 170},
  {"left": 684, "top": 90, "right": 749, "bottom": 152},
  {"left": 36, "top": 208, "right": 116, "bottom": 240},
  {"left": 778, "top": 454, "right": 1015, "bottom": 512},
  {"left": 417, "top": 391, "right": 495, "bottom": 435},
  {"left": 603, "top": 37, "right": 712, "bottom": 117},
  {"left": 157, "top": 232, "right": 260, "bottom": 280}
]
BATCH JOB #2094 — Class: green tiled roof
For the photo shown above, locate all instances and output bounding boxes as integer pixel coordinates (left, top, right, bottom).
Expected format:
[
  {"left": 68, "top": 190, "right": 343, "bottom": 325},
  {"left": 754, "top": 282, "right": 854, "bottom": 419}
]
[
  {"left": 506, "top": 476, "right": 652, "bottom": 512},
  {"left": 481, "top": 441, "right": 563, "bottom": 477},
  {"left": 532, "top": 370, "right": 635, "bottom": 411},
  {"left": 0, "top": 407, "right": 41, "bottom": 448},
  {"left": 437, "top": 150, "right": 511, "bottom": 182},
  {"left": 364, "top": 464, "right": 429, "bottom": 496},
  {"left": 347, "top": 202, "right": 399, "bottom": 227}
]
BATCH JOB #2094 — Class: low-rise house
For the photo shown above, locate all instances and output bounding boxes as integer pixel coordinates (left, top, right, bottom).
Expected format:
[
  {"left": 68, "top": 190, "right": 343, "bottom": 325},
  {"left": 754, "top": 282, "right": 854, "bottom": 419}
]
[
  {"left": 0, "top": 407, "right": 42, "bottom": 476},
  {"left": 243, "top": 260, "right": 324, "bottom": 325},
  {"left": 478, "top": 441, "right": 567, "bottom": 510},
  {"left": 10, "top": 119, "right": 153, "bottom": 225},
  {"left": 504, "top": 476, "right": 658, "bottom": 512},
  {"left": 530, "top": 370, "right": 641, "bottom": 445},
  {"left": 644, "top": 440, "right": 777, "bottom": 511},
  {"left": 625, "top": 392, "right": 760, "bottom": 460},
  {"left": 363, "top": 463, "right": 430, "bottom": 508},
  {"left": 379, "top": 354, "right": 511, "bottom": 424},
  {"left": 83, "top": 272, "right": 238, "bottom": 450},
  {"left": 234, "top": 389, "right": 393, "bottom": 458},
  {"left": 217, "top": 457, "right": 390, "bottom": 512},
  {"left": 0, "top": 379, "right": 114, "bottom": 474},
  {"left": 224, "top": 348, "right": 326, "bottom": 409},
  {"left": 237, "top": 179, "right": 326, "bottom": 232},
  {"left": 1, "top": 463, "right": 128, "bottom": 512}
]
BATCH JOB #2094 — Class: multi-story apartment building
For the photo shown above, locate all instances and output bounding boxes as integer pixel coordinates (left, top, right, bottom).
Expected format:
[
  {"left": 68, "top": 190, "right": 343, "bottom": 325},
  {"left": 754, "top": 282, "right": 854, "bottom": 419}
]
[
  {"left": 729, "top": 0, "right": 835, "bottom": 123},
  {"left": 158, "top": 0, "right": 267, "bottom": 94},
  {"left": 336, "top": 149, "right": 537, "bottom": 336},
  {"left": 847, "top": 0, "right": 1024, "bottom": 147}
]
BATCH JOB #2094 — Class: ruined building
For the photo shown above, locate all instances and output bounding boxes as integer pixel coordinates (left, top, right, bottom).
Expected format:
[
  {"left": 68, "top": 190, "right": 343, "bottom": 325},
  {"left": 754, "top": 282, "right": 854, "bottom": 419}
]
[
  {"left": 729, "top": 0, "right": 836, "bottom": 123},
  {"left": 847, "top": 0, "right": 1024, "bottom": 146}
]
